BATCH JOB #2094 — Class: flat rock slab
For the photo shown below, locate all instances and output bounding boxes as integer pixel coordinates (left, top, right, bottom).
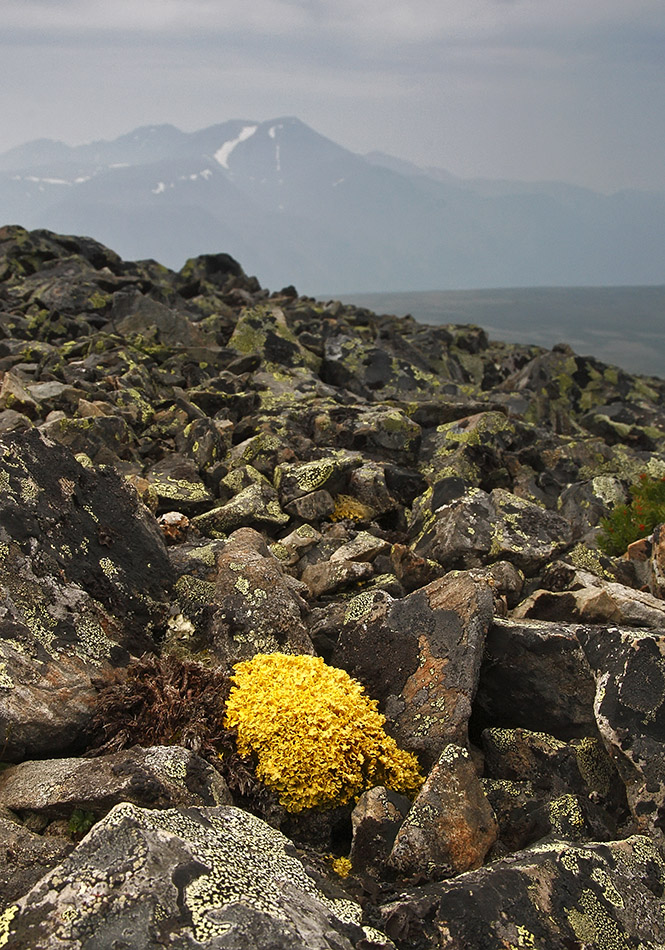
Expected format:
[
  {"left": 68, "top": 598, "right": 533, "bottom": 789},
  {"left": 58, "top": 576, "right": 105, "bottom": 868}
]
[
  {"left": 334, "top": 572, "right": 493, "bottom": 767},
  {"left": 380, "top": 835, "right": 665, "bottom": 949},
  {"left": 2, "top": 803, "right": 392, "bottom": 949},
  {"left": 514, "top": 568, "right": 665, "bottom": 628},
  {"left": 0, "top": 746, "right": 231, "bottom": 822},
  {"left": 579, "top": 625, "right": 665, "bottom": 836}
]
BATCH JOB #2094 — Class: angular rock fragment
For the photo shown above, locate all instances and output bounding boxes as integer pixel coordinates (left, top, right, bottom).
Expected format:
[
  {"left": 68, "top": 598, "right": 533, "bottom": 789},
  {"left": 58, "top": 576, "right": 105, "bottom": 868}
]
[
  {"left": 473, "top": 618, "right": 598, "bottom": 738},
  {"left": 192, "top": 480, "right": 289, "bottom": 536},
  {"left": 334, "top": 572, "right": 493, "bottom": 766},
  {"left": 0, "top": 813, "right": 73, "bottom": 906},
  {"left": 350, "top": 787, "right": 411, "bottom": 878},
  {"left": 207, "top": 527, "right": 314, "bottom": 665},
  {"left": 412, "top": 487, "right": 572, "bottom": 574},
  {"left": 388, "top": 744, "right": 498, "bottom": 879},
  {"left": 514, "top": 563, "right": 665, "bottom": 627},
  {"left": 579, "top": 625, "right": 665, "bottom": 836}
]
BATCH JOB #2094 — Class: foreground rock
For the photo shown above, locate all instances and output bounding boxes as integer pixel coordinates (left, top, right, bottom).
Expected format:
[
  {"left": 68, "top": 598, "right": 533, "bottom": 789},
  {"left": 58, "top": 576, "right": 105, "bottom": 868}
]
[
  {"left": 388, "top": 745, "right": 497, "bottom": 879},
  {"left": 379, "top": 835, "right": 665, "bottom": 949},
  {"left": 2, "top": 804, "right": 393, "bottom": 949},
  {"left": 0, "top": 429, "right": 173, "bottom": 761}
]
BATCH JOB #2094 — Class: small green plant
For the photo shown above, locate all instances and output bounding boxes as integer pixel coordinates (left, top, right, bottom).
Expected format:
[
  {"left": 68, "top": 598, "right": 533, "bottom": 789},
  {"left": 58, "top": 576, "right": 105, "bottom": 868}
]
[
  {"left": 597, "top": 473, "right": 665, "bottom": 556},
  {"left": 68, "top": 808, "right": 97, "bottom": 838}
]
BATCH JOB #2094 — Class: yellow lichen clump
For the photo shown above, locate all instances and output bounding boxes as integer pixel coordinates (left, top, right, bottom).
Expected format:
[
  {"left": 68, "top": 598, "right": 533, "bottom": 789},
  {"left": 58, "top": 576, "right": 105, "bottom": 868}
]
[{"left": 224, "top": 653, "right": 423, "bottom": 812}]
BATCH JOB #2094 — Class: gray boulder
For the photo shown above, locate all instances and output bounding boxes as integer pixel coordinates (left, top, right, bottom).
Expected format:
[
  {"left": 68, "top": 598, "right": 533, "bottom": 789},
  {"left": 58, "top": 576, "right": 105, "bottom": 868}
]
[
  {"left": 0, "top": 429, "right": 173, "bottom": 760},
  {"left": 334, "top": 572, "right": 494, "bottom": 766},
  {"left": 2, "top": 803, "right": 393, "bottom": 949}
]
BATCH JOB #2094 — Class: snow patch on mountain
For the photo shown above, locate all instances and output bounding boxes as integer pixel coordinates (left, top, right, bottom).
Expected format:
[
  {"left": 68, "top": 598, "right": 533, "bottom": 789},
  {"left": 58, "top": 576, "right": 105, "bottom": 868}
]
[{"left": 214, "top": 125, "right": 258, "bottom": 169}]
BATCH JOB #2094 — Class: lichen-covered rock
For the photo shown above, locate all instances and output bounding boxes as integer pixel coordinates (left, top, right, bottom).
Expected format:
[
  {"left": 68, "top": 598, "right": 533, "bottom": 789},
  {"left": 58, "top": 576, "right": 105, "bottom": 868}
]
[
  {"left": 275, "top": 456, "right": 351, "bottom": 504},
  {"left": 379, "top": 835, "right": 665, "bottom": 949},
  {"left": 192, "top": 481, "right": 289, "bottom": 537},
  {"left": 481, "top": 728, "right": 626, "bottom": 827},
  {"left": 206, "top": 527, "right": 314, "bottom": 665},
  {"left": 0, "top": 745, "right": 231, "bottom": 824},
  {"left": 228, "top": 304, "right": 321, "bottom": 372},
  {"left": 411, "top": 487, "right": 572, "bottom": 575},
  {"left": 388, "top": 744, "right": 498, "bottom": 879},
  {"left": 0, "top": 813, "right": 73, "bottom": 907},
  {"left": 0, "top": 429, "right": 173, "bottom": 760},
  {"left": 301, "top": 558, "right": 374, "bottom": 598},
  {"left": 1, "top": 803, "right": 393, "bottom": 949},
  {"left": 556, "top": 475, "right": 627, "bottom": 542},
  {"left": 334, "top": 572, "right": 494, "bottom": 766},
  {"left": 579, "top": 625, "right": 665, "bottom": 837},
  {"left": 144, "top": 453, "right": 214, "bottom": 515}
]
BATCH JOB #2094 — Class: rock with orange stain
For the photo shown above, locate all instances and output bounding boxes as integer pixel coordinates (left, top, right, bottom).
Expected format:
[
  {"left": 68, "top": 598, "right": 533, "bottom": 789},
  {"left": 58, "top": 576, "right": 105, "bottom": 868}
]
[
  {"left": 333, "top": 571, "right": 494, "bottom": 767},
  {"left": 388, "top": 744, "right": 497, "bottom": 879}
]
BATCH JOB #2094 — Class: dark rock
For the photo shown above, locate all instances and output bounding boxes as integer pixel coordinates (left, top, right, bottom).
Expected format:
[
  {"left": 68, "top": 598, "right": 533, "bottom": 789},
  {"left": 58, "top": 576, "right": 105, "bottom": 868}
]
[
  {"left": 0, "top": 429, "right": 173, "bottom": 760},
  {"left": 472, "top": 618, "right": 598, "bottom": 739},
  {"left": 334, "top": 572, "right": 494, "bottom": 766},
  {"left": 350, "top": 787, "right": 411, "bottom": 878},
  {"left": 411, "top": 487, "right": 572, "bottom": 575},
  {"left": 481, "top": 728, "right": 626, "bottom": 829},
  {"left": 388, "top": 744, "right": 498, "bottom": 879},
  {"left": 0, "top": 813, "right": 73, "bottom": 907},
  {"left": 192, "top": 481, "right": 289, "bottom": 536},
  {"left": 206, "top": 528, "right": 314, "bottom": 666},
  {"left": 579, "top": 625, "right": 665, "bottom": 837},
  {"left": 379, "top": 835, "right": 665, "bottom": 949}
]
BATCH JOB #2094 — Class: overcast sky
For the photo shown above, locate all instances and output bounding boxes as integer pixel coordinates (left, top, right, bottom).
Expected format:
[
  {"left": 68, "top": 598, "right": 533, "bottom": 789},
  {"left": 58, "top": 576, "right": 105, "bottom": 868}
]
[{"left": 2, "top": 0, "right": 664, "bottom": 192}]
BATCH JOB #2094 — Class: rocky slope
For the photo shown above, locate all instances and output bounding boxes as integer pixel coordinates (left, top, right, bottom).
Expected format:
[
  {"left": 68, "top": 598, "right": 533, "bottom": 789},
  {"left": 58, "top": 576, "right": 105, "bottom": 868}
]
[{"left": 1, "top": 223, "right": 665, "bottom": 948}]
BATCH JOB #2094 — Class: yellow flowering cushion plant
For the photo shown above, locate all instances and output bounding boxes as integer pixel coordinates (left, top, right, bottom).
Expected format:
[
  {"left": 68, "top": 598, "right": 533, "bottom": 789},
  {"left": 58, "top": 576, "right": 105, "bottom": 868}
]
[{"left": 224, "top": 653, "right": 423, "bottom": 812}]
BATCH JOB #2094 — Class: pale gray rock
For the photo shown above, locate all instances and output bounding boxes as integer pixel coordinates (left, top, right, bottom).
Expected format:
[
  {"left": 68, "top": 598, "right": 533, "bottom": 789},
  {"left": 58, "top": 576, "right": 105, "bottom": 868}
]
[
  {"left": 0, "top": 746, "right": 231, "bottom": 822},
  {"left": 2, "top": 803, "right": 394, "bottom": 949}
]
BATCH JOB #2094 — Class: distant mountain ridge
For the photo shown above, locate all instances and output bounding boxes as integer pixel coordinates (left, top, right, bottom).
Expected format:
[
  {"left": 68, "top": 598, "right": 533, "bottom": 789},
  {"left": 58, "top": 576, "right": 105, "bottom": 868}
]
[{"left": 2, "top": 117, "right": 664, "bottom": 294}]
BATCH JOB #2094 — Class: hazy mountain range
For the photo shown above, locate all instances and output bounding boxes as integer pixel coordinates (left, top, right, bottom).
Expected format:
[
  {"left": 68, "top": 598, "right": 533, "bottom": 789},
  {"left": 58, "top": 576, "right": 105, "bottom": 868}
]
[{"left": 1, "top": 117, "right": 664, "bottom": 295}]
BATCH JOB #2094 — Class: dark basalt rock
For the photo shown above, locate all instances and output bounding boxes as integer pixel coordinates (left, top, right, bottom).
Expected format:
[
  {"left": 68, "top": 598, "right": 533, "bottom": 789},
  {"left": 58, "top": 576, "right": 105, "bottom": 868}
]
[
  {"left": 472, "top": 618, "right": 598, "bottom": 739},
  {"left": 579, "top": 626, "right": 665, "bottom": 837},
  {"left": 379, "top": 835, "right": 665, "bottom": 949}
]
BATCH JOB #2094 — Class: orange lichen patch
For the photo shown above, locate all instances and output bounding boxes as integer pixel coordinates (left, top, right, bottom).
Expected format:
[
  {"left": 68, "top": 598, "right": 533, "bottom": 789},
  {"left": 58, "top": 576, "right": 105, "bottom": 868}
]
[{"left": 224, "top": 653, "right": 423, "bottom": 812}]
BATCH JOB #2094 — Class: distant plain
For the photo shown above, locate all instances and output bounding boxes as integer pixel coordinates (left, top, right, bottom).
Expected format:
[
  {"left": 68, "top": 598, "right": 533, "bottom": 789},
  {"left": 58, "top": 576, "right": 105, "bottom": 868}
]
[{"left": 332, "top": 285, "right": 665, "bottom": 379}]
